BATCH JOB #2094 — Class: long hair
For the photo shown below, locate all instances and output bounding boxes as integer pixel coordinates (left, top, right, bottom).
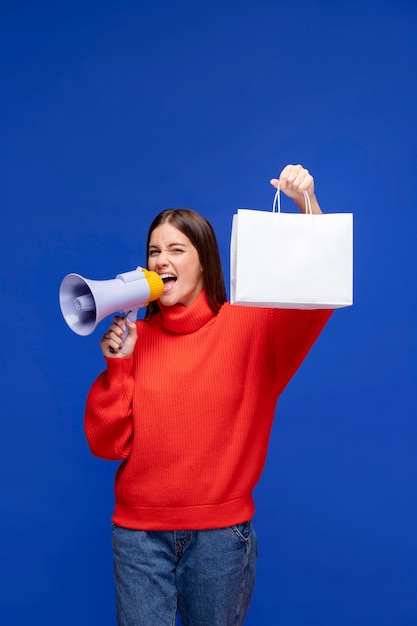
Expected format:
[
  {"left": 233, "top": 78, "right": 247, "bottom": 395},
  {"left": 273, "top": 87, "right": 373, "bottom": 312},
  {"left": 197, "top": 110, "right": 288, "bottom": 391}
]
[{"left": 145, "top": 208, "right": 227, "bottom": 318}]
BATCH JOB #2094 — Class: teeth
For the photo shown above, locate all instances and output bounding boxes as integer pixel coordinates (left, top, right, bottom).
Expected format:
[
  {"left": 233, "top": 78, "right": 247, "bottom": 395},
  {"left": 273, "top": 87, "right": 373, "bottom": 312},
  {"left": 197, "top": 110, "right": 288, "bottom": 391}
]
[{"left": 160, "top": 273, "right": 177, "bottom": 282}]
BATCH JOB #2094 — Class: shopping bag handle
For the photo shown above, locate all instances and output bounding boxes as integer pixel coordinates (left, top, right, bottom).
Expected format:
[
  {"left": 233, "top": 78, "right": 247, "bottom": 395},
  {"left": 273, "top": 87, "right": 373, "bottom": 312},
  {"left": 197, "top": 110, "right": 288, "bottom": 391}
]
[{"left": 272, "top": 184, "right": 312, "bottom": 215}]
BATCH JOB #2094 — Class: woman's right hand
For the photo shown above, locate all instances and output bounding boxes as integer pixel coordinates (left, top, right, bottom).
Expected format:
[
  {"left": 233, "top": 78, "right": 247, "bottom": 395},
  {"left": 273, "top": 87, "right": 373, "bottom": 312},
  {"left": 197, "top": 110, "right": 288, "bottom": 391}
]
[{"left": 100, "top": 316, "right": 138, "bottom": 358}]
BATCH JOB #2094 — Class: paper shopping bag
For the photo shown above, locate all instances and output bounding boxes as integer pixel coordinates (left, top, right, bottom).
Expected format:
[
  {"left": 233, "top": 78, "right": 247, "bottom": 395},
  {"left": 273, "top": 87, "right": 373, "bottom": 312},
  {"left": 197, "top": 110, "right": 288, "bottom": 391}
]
[{"left": 230, "top": 189, "right": 353, "bottom": 309}]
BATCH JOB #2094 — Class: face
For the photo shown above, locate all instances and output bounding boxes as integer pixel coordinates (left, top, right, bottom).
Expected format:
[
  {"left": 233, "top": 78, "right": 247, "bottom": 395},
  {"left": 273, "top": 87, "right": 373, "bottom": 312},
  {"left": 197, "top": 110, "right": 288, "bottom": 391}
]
[{"left": 148, "top": 222, "right": 204, "bottom": 308}]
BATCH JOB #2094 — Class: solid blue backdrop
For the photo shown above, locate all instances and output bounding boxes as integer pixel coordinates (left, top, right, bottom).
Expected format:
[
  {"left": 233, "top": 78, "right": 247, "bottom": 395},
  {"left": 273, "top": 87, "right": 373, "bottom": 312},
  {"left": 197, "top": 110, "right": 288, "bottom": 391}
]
[{"left": 1, "top": 1, "right": 416, "bottom": 624}]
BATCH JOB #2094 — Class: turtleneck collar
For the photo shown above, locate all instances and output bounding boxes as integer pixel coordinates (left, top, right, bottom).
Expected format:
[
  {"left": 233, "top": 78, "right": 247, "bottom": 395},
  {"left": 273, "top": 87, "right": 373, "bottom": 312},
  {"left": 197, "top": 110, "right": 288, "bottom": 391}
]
[{"left": 156, "top": 290, "right": 217, "bottom": 334}]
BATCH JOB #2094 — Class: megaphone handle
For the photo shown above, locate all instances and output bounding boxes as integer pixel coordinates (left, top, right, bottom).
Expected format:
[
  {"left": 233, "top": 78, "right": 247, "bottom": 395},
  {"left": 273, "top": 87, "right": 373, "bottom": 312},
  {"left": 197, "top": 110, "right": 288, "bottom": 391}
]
[{"left": 121, "top": 309, "right": 138, "bottom": 342}]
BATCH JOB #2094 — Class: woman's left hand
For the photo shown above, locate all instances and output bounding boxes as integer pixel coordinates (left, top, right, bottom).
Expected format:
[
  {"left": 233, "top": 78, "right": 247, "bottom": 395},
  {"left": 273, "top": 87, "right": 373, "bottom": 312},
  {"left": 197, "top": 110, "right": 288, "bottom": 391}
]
[{"left": 270, "top": 164, "right": 322, "bottom": 214}]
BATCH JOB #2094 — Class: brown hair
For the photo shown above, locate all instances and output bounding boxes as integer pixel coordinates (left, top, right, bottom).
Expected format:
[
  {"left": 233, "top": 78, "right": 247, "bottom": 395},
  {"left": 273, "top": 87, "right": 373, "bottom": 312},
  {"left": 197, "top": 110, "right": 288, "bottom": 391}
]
[{"left": 145, "top": 208, "right": 227, "bottom": 318}]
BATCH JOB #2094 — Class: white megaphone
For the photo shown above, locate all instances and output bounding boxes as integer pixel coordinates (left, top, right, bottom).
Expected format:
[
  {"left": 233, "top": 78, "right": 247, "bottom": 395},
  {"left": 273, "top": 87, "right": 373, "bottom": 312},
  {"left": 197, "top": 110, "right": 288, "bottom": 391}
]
[{"left": 59, "top": 267, "right": 164, "bottom": 336}]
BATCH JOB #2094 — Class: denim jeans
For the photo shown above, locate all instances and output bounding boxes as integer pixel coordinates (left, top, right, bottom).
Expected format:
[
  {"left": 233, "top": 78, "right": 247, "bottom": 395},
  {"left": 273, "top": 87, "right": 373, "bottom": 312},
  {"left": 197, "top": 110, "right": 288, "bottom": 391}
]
[{"left": 112, "top": 520, "right": 258, "bottom": 626}]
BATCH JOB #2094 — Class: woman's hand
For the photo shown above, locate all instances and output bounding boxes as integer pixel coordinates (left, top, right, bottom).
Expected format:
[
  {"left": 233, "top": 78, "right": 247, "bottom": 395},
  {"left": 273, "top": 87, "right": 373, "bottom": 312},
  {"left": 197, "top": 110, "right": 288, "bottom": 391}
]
[
  {"left": 100, "top": 316, "right": 138, "bottom": 358},
  {"left": 270, "top": 164, "right": 322, "bottom": 214}
]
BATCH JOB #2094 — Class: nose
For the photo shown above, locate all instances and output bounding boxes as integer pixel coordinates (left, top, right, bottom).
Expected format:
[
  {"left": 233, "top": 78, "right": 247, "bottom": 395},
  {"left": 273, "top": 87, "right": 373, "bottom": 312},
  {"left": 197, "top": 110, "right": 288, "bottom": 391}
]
[{"left": 156, "top": 250, "right": 170, "bottom": 268}]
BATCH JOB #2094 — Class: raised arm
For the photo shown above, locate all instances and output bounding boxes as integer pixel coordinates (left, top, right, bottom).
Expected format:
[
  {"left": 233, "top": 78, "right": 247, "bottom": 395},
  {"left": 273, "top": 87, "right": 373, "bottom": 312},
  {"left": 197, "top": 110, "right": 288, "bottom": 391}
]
[{"left": 84, "top": 354, "right": 136, "bottom": 460}]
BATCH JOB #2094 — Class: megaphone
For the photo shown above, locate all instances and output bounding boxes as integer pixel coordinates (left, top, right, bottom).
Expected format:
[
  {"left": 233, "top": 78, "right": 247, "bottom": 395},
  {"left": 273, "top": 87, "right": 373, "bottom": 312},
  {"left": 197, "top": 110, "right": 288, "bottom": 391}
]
[{"left": 59, "top": 267, "right": 164, "bottom": 336}]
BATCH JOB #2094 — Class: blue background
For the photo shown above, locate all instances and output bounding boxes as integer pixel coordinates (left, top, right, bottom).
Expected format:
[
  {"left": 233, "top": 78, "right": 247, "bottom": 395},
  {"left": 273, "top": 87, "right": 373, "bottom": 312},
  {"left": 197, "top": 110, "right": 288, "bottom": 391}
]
[{"left": 1, "top": 1, "right": 416, "bottom": 624}]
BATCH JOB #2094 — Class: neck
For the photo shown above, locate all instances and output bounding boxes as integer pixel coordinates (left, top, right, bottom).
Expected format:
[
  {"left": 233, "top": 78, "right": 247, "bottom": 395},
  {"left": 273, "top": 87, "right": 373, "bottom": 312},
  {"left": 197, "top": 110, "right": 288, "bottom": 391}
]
[{"left": 157, "top": 291, "right": 216, "bottom": 333}]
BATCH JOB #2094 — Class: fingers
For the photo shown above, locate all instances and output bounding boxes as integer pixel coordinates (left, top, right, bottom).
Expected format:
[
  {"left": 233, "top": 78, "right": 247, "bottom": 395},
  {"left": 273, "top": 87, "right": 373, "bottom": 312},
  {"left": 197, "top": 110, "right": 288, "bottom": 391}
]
[
  {"left": 101, "top": 318, "right": 124, "bottom": 355},
  {"left": 100, "top": 316, "right": 133, "bottom": 357},
  {"left": 270, "top": 164, "right": 314, "bottom": 196}
]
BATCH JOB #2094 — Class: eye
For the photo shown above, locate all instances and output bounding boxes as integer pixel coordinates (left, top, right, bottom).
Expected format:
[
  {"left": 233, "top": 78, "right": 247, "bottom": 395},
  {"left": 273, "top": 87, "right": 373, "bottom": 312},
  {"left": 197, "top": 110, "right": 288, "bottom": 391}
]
[
  {"left": 148, "top": 249, "right": 159, "bottom": 257},
  {"left": 171, "top": 248, "right": 185, "bottom": 254}
]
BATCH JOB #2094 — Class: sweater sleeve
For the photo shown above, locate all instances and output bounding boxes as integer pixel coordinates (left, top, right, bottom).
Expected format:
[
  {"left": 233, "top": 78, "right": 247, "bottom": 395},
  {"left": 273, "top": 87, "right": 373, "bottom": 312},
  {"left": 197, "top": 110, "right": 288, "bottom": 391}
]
[
  {"left": 270, "top": 308, "right": 333, "bottom": 395},
  {"left": 84, "top": 356, "right": 135, "bottom": 460}
]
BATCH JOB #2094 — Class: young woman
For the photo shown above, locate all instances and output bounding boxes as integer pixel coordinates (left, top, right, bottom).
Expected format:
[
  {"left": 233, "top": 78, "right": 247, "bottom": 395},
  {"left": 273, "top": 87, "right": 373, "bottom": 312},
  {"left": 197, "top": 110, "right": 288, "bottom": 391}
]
[{"left": 85, "top": 164, "right": 332, "bottom": 625}]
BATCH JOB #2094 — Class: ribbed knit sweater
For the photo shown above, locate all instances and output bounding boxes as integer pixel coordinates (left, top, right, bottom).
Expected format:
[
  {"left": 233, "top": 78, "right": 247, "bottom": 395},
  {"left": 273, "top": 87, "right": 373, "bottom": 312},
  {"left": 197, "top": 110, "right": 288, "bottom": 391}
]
[{"left": 85, "top": 291, "right": 331, "bottom": 530}]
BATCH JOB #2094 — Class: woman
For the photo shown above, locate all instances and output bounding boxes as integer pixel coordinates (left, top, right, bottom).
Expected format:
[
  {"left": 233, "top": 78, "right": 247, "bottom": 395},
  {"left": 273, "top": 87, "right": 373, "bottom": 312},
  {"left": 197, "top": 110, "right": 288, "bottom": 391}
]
[{"left": 85, "top": 164, "right": 332, "bottom": 625}]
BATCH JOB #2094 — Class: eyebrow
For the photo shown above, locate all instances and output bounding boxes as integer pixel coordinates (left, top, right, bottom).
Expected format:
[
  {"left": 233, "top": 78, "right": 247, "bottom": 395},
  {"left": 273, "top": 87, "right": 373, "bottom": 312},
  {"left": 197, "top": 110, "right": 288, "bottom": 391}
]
[{"left": 148, "top": 242, "right": 188, "bottom": 248}]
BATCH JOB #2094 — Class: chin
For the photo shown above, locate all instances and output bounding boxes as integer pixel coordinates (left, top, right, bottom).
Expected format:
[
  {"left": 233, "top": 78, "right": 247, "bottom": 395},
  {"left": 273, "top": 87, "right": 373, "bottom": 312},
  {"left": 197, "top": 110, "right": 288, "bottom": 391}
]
[{"left": 159, "top": 295, "right": 179, "bottom": 307}]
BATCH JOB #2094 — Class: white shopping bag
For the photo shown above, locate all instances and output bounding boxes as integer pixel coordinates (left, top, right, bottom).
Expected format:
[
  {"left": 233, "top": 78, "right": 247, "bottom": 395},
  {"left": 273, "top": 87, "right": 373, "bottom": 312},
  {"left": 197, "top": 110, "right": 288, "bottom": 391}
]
[{"left": 230, "top": 188, "right": 353, "bottom": 309}]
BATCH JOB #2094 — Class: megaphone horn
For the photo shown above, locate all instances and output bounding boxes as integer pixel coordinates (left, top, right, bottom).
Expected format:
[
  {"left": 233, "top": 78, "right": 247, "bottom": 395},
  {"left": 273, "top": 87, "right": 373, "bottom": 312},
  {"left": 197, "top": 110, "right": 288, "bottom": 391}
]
[{"left": 59, "top": 267, "right": 164, "bottom": 336}]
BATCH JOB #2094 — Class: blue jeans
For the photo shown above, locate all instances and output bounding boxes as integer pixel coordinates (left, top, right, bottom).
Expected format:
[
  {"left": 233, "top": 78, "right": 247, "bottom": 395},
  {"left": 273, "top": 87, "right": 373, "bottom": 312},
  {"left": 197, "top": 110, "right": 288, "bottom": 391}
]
[{"left": 112, "top": 520, "right": 258, "bottom": 625}]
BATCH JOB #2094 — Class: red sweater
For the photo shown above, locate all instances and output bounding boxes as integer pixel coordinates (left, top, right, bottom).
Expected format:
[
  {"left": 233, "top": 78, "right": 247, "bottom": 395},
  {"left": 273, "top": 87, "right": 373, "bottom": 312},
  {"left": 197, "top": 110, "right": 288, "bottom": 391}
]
[{"left": 85, "top": 292, "right": 331, "bottom": 530}]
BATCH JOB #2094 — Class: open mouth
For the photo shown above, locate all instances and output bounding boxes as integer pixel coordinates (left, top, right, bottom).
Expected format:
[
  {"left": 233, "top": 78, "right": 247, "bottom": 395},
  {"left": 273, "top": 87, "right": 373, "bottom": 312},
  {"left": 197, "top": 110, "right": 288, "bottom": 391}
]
[{"left": 160, "top": 273, "right": 177, "bottom": 292}]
